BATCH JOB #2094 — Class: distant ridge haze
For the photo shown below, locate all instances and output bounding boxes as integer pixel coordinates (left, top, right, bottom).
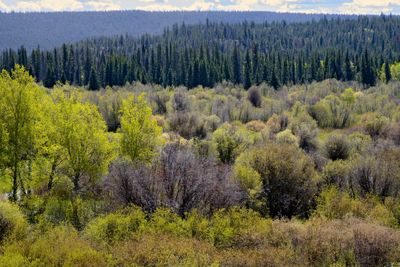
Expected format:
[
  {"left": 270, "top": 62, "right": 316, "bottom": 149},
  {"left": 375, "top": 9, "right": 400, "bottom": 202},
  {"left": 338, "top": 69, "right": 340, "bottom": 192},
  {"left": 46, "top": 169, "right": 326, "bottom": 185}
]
[{"left": 0, "top": 10, "right": 356, "bottom": 50}]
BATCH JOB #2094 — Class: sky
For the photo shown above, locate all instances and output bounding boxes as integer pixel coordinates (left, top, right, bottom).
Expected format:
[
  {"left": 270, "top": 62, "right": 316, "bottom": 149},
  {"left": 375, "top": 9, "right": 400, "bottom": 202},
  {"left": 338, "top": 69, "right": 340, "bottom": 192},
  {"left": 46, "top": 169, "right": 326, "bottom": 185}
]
[{"left": 0, "top": 0, "right": 399, "bottom": 14}]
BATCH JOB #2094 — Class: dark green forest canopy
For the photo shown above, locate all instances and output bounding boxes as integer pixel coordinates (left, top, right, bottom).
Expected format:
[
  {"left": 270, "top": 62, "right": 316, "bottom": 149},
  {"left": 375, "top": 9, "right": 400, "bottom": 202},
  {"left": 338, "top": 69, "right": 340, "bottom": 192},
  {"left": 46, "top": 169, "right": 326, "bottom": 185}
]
[{"left": 1, "top": 15, "right": 400, "bottom": 89}]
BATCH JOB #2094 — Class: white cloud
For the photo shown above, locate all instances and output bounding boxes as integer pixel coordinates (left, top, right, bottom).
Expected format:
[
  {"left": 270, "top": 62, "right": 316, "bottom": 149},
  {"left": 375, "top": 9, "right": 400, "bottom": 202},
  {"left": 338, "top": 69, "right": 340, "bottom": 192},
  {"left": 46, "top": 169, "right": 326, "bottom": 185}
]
[
  {"left": 0, "top": 0, "right": 10, "bottom": 11},
  {"left": 86, "top": 0, "right": 121, "bottom": 11},
  {"left": 16, "top": 0, "right": 84, "bottom": 11},
  {"left": 4, "top": 0, "right": 400, "bottom": 13},
  {"left": 136, "top": 3, "right": 180, "bottom": 11}
]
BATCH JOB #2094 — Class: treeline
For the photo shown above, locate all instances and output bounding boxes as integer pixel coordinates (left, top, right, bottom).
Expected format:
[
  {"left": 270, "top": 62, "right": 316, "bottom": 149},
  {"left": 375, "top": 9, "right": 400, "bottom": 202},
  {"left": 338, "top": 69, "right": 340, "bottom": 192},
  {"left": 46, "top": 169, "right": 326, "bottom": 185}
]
[{"left": 1, "top": 15, "right": 400, "bottom": 90}]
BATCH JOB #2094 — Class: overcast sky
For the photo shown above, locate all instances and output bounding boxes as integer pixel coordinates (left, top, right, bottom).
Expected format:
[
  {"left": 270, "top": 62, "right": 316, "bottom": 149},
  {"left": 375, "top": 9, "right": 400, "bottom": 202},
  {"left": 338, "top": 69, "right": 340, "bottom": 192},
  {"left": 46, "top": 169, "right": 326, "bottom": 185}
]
[{"left": 0, "top": 0, "right": 399, "bottom": 14}]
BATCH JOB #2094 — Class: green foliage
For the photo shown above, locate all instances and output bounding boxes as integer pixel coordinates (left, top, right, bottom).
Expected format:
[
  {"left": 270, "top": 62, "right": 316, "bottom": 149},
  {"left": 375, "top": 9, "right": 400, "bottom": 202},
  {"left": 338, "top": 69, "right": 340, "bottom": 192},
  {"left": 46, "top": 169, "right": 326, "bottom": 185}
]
[
  {"left": 85, "top": 207, "right": 147, "bottom": 243},
  {"left": 211, "top": 122, "right": 261, "bottom": 164},
  {"left": 324, "top": 134, "right": 351, "bottom": 161},
  {"left": 22, "top": 226, "right": 109, "bottom": 266},
  {"left": 120, "top": 93, "right": 162, "bottom": 164},
  {"left": 235, "top": 144, "right": 318, "bottom": 218},
  {"left": 390, "top": 62, "right": 400, "bottom": 81},
  {"left": 322, "top": 160, "right": 351, "bottom": 188},
  {"left": 347, "top": 132, "right": 372, "bottom": 155},
  {"left": 313, "top": 187, "right": 398, "bottom": 227},
  {"left": 0, "top": 201, "right": 28, "bottom": 243},
  {"left": 361, "top": 112, "right": 390, "bottom": 139},
  {"left": 6, "top": 16, "right": 400, "bottom": 89},
  {"left": 2, "top": 57, "right": 400, "bottom": 267},
  {"left": 207, "top": 208, "right": 272, "bottom": 248},
  {"left": 0, "top": 65, "right": 47, "bottom": 200},
  {"left": 51, "top": 89, "right": 115, "bottom": 192},
  {"left": 276, "top": 129, "right": 299, "bottom": 146},
  {"left": 311, "top": 89, "right": 355, "bottom": 129},
  {"left": 289, "top": 104, "right": 319, "bottom": 151}
]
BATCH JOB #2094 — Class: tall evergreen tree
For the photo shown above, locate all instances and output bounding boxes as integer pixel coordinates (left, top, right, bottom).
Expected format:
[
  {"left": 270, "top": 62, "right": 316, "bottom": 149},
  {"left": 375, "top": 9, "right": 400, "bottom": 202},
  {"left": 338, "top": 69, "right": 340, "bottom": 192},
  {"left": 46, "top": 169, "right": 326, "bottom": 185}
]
[
  {"left": 244, "top": 49, "right": 252, "bottom": 90},
  {"left": 232, "top": 44, "right": 241, "bottom": 85},
  {"left": 384, "top": 61, "right": 392, "bottom": 83},
  {"left": 88, "top": 67, "right": 100, "bottom": 90}
]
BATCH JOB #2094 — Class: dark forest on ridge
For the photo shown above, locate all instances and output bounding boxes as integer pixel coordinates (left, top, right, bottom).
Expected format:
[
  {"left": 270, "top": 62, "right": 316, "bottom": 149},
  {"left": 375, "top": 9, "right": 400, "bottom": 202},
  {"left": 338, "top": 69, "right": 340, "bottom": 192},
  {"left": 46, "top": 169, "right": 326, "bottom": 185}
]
[{"left": 1, "top": 15, "right": 399, "bottom": 90}]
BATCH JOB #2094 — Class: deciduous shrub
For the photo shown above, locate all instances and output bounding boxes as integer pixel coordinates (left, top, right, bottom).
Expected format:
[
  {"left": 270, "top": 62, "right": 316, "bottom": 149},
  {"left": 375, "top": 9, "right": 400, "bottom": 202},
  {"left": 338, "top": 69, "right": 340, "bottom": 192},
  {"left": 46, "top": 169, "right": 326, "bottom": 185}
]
[
  {"left": 247, "top": 87, "right": 262, "bottom": 107},
  {"left": 85, "top": 207, "right": 147, "bottom": 243},
  {"left": 324, "top": 134, "right": 351, "bottom": 161},
  {"left": 105, "top": 143, "right": 244, "bottom": 215},
  {"left": 235, "top": 144, "right": 318, "bottom": 218},
  {"left": 0, "top": 201, "right": 27, "bottom": 243}
]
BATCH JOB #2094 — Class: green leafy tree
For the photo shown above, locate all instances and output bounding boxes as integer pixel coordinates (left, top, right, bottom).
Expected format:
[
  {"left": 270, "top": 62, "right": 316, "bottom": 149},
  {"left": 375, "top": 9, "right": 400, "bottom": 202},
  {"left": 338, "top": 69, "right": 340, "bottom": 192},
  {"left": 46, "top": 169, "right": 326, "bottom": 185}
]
[
  {"left": 52, "top": 89, "right": 114, "bottom": 192},
  {"left": 0, "top": 66, "right": 45, "bottom": 201},
  {"left": 120, "top": 93, "right": 162, "bottom": 164}
]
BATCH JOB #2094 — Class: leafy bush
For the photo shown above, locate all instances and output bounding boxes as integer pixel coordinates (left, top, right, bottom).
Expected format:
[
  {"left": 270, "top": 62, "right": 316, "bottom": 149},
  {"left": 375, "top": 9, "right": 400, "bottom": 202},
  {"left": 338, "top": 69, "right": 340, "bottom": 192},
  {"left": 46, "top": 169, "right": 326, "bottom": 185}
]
[
  {"left": 27, "top": 226, "right": 109, "bottom": 266},
  {"left": 110, "top": 234, "right": 217, "bottom": 267},
  {"left": 313, "top": 187, "right": 398, "bottom": 227},
  {"left": 105, "top": 143, "right": 244, "bottom": 215},
  {"left": 361, "top": 112, "right": 390, "bottom": 139},
  {"left": 85, "top": 207, "right": 147, "bottom": 243},
  {"left": 212, "top": 122, "right": 261, "bottom": 164},
  {"left": 247, "top": 87, "right": 262, "bottom": 107},
  {"left": 0, "top": 201, "right": 28, "bottom": 243},
  {"left": 322, "top": 159, "right": 351, "bottom": 189},
  {"left": 207, "top": 208, "right": 272, "bottom": 248},
  {"left": 276, "top": 129, "right": 299, "bottom": 146},
  {"left": 324, "top": 134, "right": 351, "bottom": 161},
  {"left": 235, "top": 144, "right": 318, "bottom": 218},
  {"left": 289, "top": 108, "right": 319, "bottom": 152}
]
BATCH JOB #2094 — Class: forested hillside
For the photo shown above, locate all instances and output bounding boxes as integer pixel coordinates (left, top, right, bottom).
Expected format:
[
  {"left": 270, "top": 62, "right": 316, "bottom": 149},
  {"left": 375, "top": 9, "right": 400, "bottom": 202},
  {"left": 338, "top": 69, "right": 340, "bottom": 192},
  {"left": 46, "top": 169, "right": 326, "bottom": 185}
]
[
  {"left": 0, "top": 10, "right": 347, "bottom": 50},
  {"left": 1, "top": 15, "right": 399, "bottom": 90}
]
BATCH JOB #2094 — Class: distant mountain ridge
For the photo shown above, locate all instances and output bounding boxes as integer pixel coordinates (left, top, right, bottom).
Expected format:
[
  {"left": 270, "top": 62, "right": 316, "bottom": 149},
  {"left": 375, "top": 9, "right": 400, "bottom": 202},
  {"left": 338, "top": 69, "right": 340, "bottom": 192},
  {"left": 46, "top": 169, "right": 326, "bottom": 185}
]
[{"left": 0, "top": 10, "right": 355, "bottom": 50}]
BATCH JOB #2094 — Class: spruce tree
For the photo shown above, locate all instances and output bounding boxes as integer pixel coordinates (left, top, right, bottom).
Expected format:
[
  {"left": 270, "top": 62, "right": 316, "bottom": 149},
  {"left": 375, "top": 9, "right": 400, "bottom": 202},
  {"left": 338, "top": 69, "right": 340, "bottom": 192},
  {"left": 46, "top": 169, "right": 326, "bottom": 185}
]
[
  {"left": 361, "top": 49, "right": 376, "bottom": 87},
  {"left": 44, "top": 67, "right": 56, "bottom": 88},
  {"left": 88, "top": 67, "right": 100, "bottom": 90},
  {"left": 232, "top": 44, "right": 241, "bottom": 85},
  {"left": 270, "top": 68, "right": 280, "bottom": 90},
  {"left": 244, "top": 50, "right": 252, "bottom": 90},
  {"left": 384, "top": 61, "right": 392, "bottom": 83},
  {"left": 344, "top": 52, "right": 353, "bottom": 81}
]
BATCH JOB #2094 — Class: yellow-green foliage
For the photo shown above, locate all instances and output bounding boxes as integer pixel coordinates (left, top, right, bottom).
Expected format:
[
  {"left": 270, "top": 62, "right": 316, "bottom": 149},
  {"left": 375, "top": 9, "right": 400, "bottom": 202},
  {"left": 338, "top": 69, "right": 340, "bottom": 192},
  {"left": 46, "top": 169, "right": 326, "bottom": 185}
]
[
  {"left": 1, "top": 205, "right": 400, "bottom": 267},
  {"left": 0, "top": 66, "right": 49, "bottom": 198},
  {"left": 85, "top": 207, "right": 147, "bottom": 243},
  {"left": 360, "top": 112, "right": 390, "bottom": 138},
  {"left": 347, "top": 132, "right": 372, "bottom": 155},
  {"left": 110, "top": 234, "right": 218, "bottom": 267},
  {"left": 313, "top": 187, "right": 398, "bottom": 227},
  {"left": 38, "top": 197, "right": 103, "bottom": 230},
  {"left": 310, "top": 88, "right": 355, "bottom": 129},
  {"left": 2, "top": 65, "right": 400, "bottom": 267},
  {"left": 207, "top": 208, "right": 272, "bottom": 248},
  {"left": 212, "top": 122, "right": 262, "bottom": 164},
  {"left": 120, "top": 93, "right": 162, "bottom": 164},
  {"left": 276, "top": 129, "right": 299, "bottom": 146},
  {"left": 0, "top": 201, "right": 28, "bottom": 243},
  {"left": 391, "top": 62, "right": 400, "bottom": 81},
  {"left": 233, "top": 164, "right": 262, "bottom": 206},
  {"left": 322, "top": 159, "right": 351, "bottom": 187},
  {"left": 52, "top": 89, "right": 115, "bottom": 188},
  {"left": 2, "top": 226, "right": 110, "bottom": 267}
]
